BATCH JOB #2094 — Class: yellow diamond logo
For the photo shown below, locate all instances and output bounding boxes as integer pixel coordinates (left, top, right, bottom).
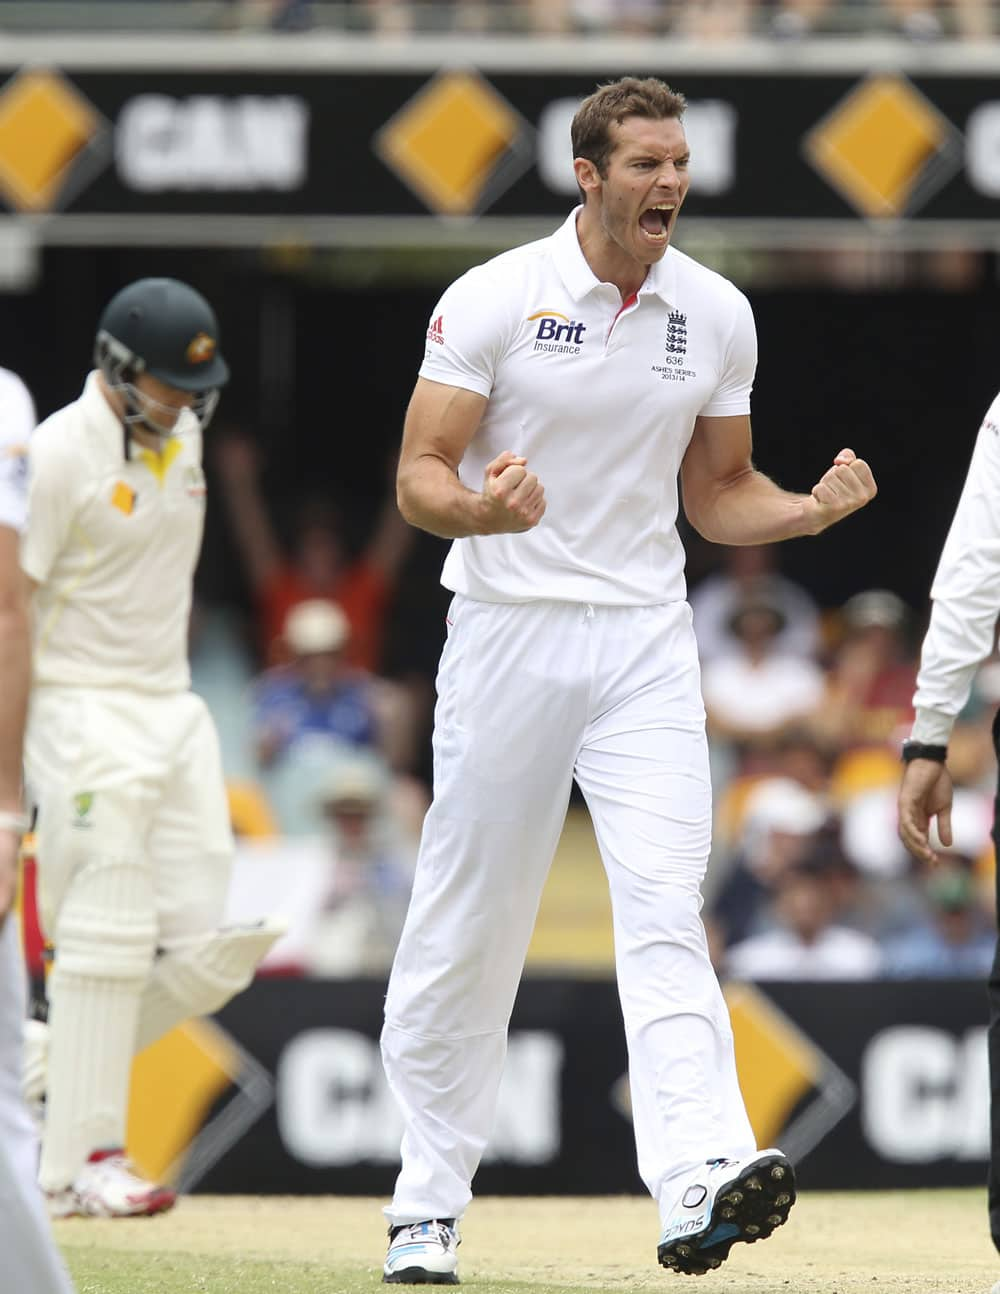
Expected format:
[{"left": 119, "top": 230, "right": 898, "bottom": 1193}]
[
  {"left": 376, "top": 70, "right": 533, "bottom": 216},
  {"left": 128, "top": 1018, "right": 273, "bottom": 1187},
  {"left": 804, "top": 75, "right": 961, "bottom": 219},
  {"left": 128, "top": 1020, "right": 239, "bottom": 1183},
  {"left": 726, "top": 981, "right": 854, "bottom": 1158},
  {"left": 0, "top": 69, "right": 110, "bottom": 212}
]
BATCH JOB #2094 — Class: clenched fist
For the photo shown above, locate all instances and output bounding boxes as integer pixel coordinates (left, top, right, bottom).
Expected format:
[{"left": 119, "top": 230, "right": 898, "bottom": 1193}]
[
  {"left": 805, "top": 448, "right": 877, "bottom": 534},
  {"left": 481, "top": 451, "right": 547, "bottom": 534}
]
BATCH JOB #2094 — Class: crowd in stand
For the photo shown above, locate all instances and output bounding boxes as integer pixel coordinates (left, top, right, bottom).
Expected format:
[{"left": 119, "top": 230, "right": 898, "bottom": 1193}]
[
  {"left": 19, "top": 0, "right": 997, "bottom": 39},
  {"left": 189, "top": 433, "right": 999, "bottom": 982},
  {"left": 696, "top": 557, "right": 998, "bottom": 984},
  {"left": 227, "top": 0, "right": 998, "bottom": 39}
]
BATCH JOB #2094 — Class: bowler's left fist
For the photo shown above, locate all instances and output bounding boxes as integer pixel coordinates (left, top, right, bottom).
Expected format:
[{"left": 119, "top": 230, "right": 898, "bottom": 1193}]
[{"left": 806, "top": 447, "right": 877, "bottom": 533}]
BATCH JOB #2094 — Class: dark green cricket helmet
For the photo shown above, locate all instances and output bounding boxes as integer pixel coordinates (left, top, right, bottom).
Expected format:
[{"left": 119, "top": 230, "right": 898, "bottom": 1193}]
[{"left": 95, "top": 277, "right": 230, "bottom": 394}]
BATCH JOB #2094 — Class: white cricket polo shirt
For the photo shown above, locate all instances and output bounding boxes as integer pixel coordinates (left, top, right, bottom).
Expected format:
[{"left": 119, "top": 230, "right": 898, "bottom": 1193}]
[
  {"left": 0, "top": 367, "right": 36, "bottom": 535},
  {"left": 420, "top": 207, "right": 757, "bottom": 605},
  {"left": 21, "top": 371, "right": 207, "bottom": 692}
]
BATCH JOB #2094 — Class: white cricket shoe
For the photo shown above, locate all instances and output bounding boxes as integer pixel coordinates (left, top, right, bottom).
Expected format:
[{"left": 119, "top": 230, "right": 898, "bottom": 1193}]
[
  {"left": 45, "top": 1187, "right": 82, "bottom": 1220},
  {"left": 48, "top": 1151, "right": 177, "bottom": 1219},
  {"left": 383, "top": 1218, "right": 460, "bottom": 1285},
  {"left": 657, "top": 1148, "right": 796, "bottom": 1275}
]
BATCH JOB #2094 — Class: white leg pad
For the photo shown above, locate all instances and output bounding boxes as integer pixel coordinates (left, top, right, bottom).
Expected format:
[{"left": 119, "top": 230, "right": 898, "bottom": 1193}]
[
  {"left": 39, "top": 857, "right": 157, "bottom": 1193},
  {"left": 135, "top": 917, "right": 286, "bottom": 1053}
]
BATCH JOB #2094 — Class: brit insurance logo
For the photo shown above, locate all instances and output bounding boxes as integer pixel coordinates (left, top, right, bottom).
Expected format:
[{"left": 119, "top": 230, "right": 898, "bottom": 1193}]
[{"left": 528, "top": 309, "right": 587, "bottom": 356}]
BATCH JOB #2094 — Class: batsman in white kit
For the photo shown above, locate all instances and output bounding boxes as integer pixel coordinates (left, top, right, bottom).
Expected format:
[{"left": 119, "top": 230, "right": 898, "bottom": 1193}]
[
  {"left": 0, "top": 366, "right": 76, "bottom": 1291},
  {"left": 20, "top": 278, "right": 283, "bottom": 1218},
  {"left": 381, "top": 77, "right": 878, "bottom": 1283}
]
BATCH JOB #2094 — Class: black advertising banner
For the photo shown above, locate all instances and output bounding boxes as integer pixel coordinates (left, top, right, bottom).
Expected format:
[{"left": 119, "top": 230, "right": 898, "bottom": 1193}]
[
  {"left": 3, "top": 63, "right": 1000, "bottom": 225},
  {"left": 184, "top": 976, "right": 990, "bottom": 1197}
]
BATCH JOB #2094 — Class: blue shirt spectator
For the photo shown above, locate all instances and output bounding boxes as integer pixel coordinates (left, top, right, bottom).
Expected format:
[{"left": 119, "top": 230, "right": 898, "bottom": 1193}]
[
  {"left": 882, "top": 861, "right": 995, "bottom": 978},
  {"left": 254, "top": 667, "right": 377, "bottom": 756},
  {"left": 881, "top": 923, "right": 995, "bottom": 978},
  {"left": 252, "top": 598, "right": 379, "bottom": 766}
]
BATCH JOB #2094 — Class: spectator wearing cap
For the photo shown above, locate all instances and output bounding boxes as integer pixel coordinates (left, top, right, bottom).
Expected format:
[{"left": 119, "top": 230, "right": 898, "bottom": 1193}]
[
  {"left": 252, "top": 598, "right": 380, "bottom": 768},
  {"left": 708, "top": 775, "right": 830, "bottom": 949},
  {"left": 725, "top": 842, "right": 883, "bottom": 982},
  {"left": 298, "top": 757, "right": 417, "bottom": 977},
  {"left": 689, "top": 543, "right": 821, "bottom": 666},
  {"left": 701, "top": 593, "right": 826, "bottom": 755},
  {"left": 251, "top": 598, "right": 428, "bottom": 840},
  {"left": 813, "top": 588, "right": 918, "bottom": 750}
]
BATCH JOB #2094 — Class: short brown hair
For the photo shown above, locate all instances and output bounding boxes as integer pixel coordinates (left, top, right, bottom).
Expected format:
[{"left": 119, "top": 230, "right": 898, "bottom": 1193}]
[{"left": 571, "top": 76, "right": 687, "bottom": 178}]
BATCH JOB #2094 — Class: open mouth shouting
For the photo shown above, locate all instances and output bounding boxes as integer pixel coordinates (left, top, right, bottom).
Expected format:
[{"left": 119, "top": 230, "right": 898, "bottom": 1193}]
[{"left": 638, "top": 202, "right": 676, "bottom": 246}]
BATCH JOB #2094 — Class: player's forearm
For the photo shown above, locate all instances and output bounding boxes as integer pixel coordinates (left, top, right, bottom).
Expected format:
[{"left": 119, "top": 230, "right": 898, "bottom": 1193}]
[
  {"left": 397, "top": 454, "right": 495, "bottom": 539},
  {"left": 687, "top": 468, "right": 815, "bottom": 545},
  {"left": 0, "top": 593, "right": 29, "bottom": 812}
]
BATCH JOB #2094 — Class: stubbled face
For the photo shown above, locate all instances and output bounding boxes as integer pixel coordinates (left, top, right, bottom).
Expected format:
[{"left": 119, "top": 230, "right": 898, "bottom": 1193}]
[{"left": 586, "top": 115, "right": 691, "bottom": 265}]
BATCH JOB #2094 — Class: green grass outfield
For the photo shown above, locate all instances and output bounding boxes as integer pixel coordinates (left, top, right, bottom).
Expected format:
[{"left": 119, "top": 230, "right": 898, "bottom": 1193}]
[{"left": 58, "top": 1191, "right": 999, "bottom": 1294}]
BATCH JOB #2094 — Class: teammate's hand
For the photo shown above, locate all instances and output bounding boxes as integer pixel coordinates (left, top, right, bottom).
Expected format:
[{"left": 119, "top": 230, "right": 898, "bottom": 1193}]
[
  {"left": 481, "top": 451, "right": 546, "bottom": 534},
  {"left": 898, "top": 758, "right": 953, "bottom": 866},
  {"left": 804, "top": 448, "right": 877, "bottom": 534},
  {"left": 0, "top": 829, "right": 19, "bottom": 930}
]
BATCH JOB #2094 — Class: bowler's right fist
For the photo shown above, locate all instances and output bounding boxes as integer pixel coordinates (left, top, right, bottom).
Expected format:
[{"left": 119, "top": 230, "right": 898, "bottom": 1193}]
[{"left": 482, "top": 451, "right": 546, "bottom": 534}]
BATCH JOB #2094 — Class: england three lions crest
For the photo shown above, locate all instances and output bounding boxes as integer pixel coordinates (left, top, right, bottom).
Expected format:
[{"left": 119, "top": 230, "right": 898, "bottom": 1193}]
[{"left": 665, "top": 310, "right": 687, "bottom": 357}]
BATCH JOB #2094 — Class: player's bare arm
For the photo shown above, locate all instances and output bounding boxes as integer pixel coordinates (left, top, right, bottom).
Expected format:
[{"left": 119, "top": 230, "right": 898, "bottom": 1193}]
[
  {"left": 397, "top": 377, "right": 546, "bottom": 538},
  {"left": 681, "top": 414, "right": 876, "bottom": 543},
  {"left": 0, "top": 525, "right": 29, "bottom": 927}
]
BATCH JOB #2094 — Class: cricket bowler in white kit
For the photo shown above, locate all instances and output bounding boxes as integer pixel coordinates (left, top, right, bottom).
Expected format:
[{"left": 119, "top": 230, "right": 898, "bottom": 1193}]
[
  {"left": 380, "top": 78, "right": 878, "bottom": 1283},
  {"left": 0, "top": 367, "right": 77, "bottom": 1292},
  {"left": 20, "top": 278, "right": 283, "bottom": 1218}
]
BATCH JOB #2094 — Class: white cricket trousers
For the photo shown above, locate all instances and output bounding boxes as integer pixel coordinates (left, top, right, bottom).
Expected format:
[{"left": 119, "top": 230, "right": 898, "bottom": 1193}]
[
  {"left": 25, "top": 687, "right": 234, "bottom": 942},
  {"left": 24, "top": 686, "right": 234, "bottom": 1191},
  {"left": 0, "top": 919, "right": 75, "bottom": 1293},
  {"left": 381, "top": 597, "right": 756, "bottom": 1227}
]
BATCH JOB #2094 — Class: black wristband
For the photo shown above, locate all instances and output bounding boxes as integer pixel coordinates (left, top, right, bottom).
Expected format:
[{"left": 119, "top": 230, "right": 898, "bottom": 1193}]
[{"left": 901, "top": 739, "right": 948, "bottom": 764}]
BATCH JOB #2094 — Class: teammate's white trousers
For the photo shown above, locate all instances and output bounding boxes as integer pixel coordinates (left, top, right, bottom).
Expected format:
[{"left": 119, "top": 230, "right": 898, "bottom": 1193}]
[
  {"left": 0, "top": 919, "right": 74, "bottom": 1292},
  {"left": 381, "top": 598, "right": 756, "bottom": 1227},
  {"left": 25, "top": 686, "right": 234, "bottom": 1191}
]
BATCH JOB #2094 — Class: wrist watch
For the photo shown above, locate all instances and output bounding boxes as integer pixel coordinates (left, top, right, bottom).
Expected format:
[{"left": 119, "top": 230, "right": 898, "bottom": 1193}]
[{"left": 900, "top": 739, "right": 948, "bottom": 764}]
